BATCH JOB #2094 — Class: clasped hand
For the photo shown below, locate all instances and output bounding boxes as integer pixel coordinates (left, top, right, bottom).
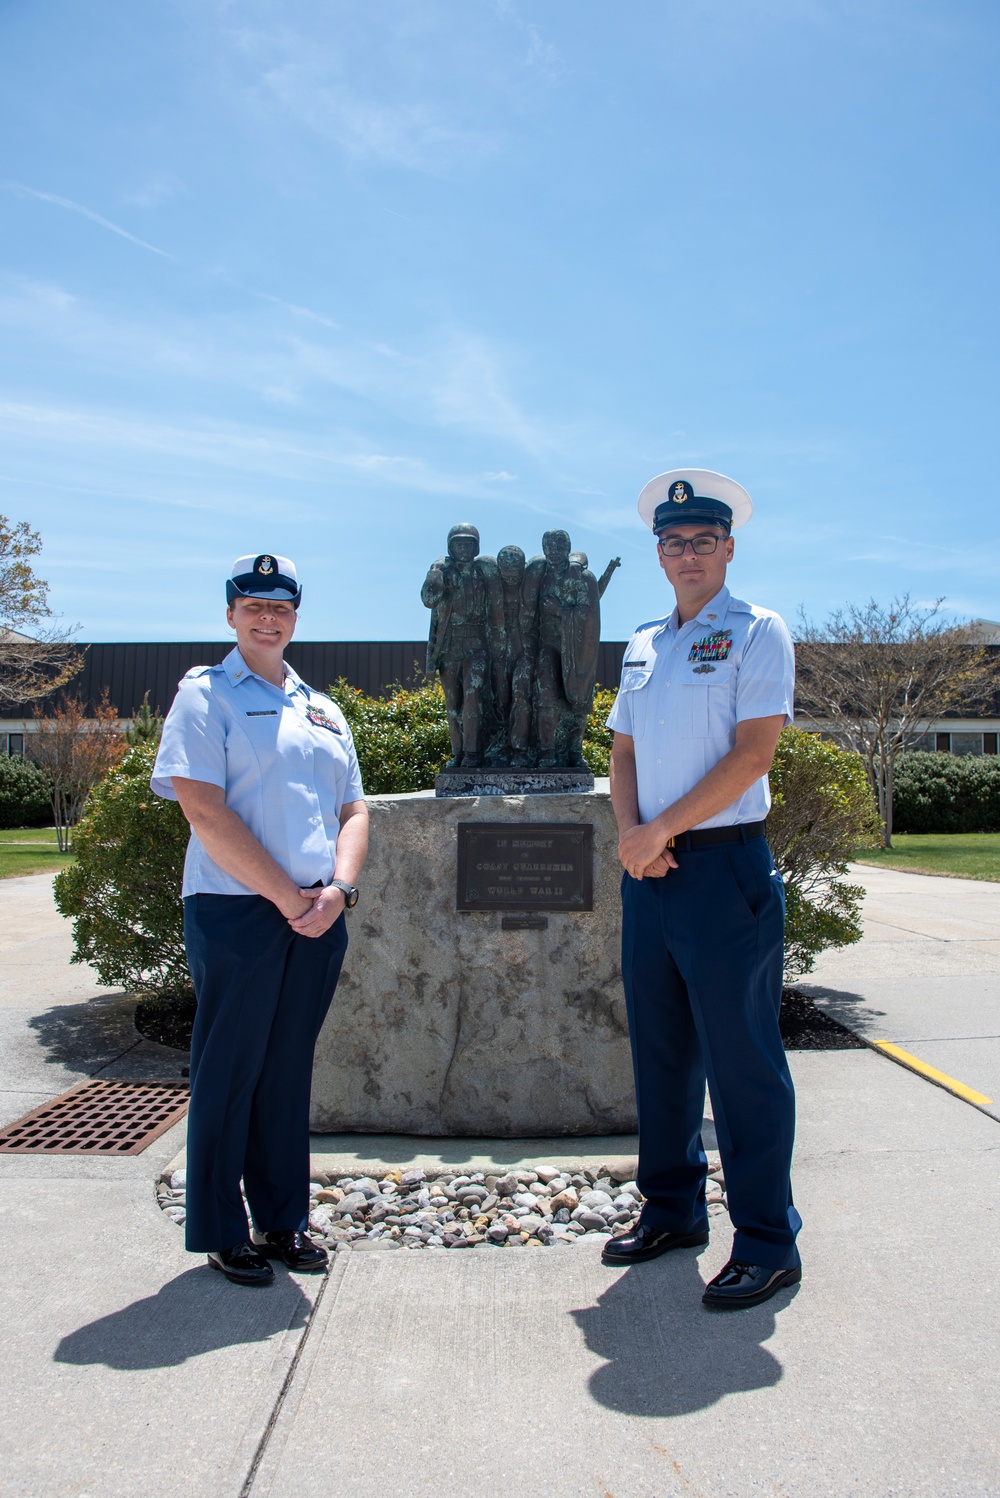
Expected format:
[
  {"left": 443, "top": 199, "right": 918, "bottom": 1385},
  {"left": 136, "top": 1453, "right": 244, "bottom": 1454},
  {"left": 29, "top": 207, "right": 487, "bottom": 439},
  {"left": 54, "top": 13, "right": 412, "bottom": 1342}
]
[
  {"left": 618, "top": 821, "right": 679, "bottom": 880},
  {"left": 284, "top": 885, "right": 345, "bottom": 936}
]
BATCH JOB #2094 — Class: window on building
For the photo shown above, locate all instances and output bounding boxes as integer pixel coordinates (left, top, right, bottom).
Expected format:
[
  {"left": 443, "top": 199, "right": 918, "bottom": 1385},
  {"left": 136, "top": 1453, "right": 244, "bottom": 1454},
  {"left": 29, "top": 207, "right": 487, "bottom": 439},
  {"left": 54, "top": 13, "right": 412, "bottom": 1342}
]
[
  {"left": 935, "top": 733, "right": 952, "bottom": 753},
  {"left": 952, "top": 732, "right": 985, "bottom": 757},
  {"left": 984, "top": 733, "right": 998, "bottom": 756},
  {"left": 1, "top": 733, "right": 24, "bottom": 756}
]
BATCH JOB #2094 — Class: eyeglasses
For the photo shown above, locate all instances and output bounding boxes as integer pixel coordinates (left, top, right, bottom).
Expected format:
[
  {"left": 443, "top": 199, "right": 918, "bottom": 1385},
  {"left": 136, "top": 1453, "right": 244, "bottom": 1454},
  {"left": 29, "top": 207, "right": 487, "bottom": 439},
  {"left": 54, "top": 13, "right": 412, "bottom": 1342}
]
[{"left": 656, "top": 533, "right": 725, "bottom": 557}]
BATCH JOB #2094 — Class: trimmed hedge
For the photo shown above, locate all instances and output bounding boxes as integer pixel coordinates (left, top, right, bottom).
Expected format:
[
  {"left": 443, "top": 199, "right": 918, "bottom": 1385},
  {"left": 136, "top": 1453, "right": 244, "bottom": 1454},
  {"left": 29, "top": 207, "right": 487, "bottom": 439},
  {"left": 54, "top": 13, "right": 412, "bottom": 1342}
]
[
  {"left": 0, "top": 755, "right": 52, "bottom": 829},
  {"left": 892, "top": 752, "right": 1000, "bottom": 833}
]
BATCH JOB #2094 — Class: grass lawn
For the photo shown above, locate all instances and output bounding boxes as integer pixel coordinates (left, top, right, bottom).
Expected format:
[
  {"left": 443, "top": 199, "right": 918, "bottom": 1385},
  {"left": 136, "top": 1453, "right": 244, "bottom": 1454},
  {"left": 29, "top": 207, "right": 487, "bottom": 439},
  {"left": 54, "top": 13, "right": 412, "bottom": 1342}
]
[
  {"left": 0, "top": 826, "right": 76, "bottom": 880},
  {"left": 853, "top": 832, "right": 1000, "bottom": 882}
]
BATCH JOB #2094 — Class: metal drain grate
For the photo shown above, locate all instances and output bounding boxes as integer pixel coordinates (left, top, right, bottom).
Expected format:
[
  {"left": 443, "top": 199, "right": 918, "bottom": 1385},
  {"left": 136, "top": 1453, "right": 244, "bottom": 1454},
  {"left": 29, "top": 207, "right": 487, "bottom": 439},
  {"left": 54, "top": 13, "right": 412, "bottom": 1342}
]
[{"left": 0, "top": 1079, "right": 189, "bottom": 1155}]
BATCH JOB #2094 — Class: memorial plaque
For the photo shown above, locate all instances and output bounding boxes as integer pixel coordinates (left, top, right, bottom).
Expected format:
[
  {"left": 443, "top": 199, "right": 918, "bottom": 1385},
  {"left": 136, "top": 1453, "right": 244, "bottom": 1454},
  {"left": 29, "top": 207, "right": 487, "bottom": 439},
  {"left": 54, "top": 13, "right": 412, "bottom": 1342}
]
[{"left": 457, "top": 823, "right": 594, "bottom": 912}]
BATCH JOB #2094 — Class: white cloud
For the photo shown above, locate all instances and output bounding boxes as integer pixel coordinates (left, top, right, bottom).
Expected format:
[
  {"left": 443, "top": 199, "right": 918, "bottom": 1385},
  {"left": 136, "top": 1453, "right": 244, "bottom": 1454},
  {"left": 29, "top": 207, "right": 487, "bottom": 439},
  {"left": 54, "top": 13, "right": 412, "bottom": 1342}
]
[{"left": 3, "top": 183, "right": 173, "bottom": 257}]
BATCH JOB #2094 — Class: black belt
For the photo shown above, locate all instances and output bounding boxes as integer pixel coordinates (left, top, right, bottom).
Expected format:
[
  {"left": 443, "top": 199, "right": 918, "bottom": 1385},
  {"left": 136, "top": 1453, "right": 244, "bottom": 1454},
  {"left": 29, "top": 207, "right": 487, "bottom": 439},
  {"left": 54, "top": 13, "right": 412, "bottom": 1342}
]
[{"left": 667, "top": 820, "right": 766, "bottom": 852}]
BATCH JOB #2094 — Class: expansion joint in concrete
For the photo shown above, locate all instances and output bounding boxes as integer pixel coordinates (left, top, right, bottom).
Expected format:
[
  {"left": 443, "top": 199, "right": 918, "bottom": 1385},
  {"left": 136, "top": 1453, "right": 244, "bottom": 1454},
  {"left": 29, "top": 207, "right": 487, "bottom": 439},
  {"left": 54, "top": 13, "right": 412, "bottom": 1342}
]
[{"left": 240, "top": 1254, "right": 347, "bottom": 1497}]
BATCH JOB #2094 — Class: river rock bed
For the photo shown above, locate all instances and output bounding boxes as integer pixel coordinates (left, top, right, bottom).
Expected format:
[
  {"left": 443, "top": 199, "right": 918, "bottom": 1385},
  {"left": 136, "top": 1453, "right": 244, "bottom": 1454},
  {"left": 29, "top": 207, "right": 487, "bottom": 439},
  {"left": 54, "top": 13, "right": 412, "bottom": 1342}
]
[{"left": 156, "top": 1156, "right": 727, "bottom": 1249}]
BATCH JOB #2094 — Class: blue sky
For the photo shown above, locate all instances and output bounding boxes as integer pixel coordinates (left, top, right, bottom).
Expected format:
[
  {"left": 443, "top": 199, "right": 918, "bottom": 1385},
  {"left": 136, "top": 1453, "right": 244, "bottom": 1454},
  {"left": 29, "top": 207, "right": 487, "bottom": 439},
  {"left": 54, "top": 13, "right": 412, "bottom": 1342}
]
[{"left": 1, "top": 0, "right": 998, "bottom": 643}]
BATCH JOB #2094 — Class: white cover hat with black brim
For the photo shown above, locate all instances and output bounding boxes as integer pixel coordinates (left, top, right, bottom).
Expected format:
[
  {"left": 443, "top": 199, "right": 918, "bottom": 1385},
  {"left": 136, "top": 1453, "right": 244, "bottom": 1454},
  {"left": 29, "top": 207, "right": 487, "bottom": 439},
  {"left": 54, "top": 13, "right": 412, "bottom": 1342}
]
[{"left": 638, "top": 468, "right": 753, "bottom": 533}]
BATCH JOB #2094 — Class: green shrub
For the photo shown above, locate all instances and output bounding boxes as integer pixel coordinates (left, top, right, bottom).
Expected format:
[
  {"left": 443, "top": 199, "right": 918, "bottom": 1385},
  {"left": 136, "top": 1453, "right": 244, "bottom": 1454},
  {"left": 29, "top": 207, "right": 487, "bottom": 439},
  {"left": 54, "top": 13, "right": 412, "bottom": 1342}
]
[
  {"left": 53, "top": 741, "right": 192, "bottom": 998},
  {"left": 767, "top": 727, "right": 882, "bottom": 978},
  {"left": 328, "top": 678, "right": 451, "bottom": 793},
  {"left": 328, "top": 677, "right": 619, "bottom": 791},
  {"left": 583, "top": 687, "right": 616, "bottom": 776},
  {"left": 0, "top": 754, "right": 52, "bottom": 828},
  {"left": 892, "top": 751, "right": 1000, "bottom": 833}
]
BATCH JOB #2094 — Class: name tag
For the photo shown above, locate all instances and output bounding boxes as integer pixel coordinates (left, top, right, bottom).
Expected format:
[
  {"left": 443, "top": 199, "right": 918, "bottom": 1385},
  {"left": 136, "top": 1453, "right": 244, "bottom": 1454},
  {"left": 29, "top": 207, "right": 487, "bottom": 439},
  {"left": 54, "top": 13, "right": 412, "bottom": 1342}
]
[
  {"left": 245, "top": 710, "right": 278, "bottom": 717},
  {"left": 623, "top": 658, "right": 646, "bottom": 668}
]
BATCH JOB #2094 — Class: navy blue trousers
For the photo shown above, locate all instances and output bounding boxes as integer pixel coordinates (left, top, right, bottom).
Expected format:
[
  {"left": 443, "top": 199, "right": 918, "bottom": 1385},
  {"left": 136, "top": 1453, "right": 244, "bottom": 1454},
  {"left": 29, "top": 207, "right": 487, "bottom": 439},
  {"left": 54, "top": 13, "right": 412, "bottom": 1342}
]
[
  {"left": 620, "top": 835, "right": 801, "bottom": 1271},
  {"left": 182, "top": 894, "right": 348, "bottom": 1253}
]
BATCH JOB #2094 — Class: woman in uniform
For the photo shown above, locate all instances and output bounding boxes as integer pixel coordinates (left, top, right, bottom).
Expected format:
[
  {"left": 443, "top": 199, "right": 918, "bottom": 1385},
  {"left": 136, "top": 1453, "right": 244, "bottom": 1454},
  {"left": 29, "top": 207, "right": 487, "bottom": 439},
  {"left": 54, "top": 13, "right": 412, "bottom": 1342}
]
[{"left": 152, "top": 553, "right": 368, "bottom": 1286}]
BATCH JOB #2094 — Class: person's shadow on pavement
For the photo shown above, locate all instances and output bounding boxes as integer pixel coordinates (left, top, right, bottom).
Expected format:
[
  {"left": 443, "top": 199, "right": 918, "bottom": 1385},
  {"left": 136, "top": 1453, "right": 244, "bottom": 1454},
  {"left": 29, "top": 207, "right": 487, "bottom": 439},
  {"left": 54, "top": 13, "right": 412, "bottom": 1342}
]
[
  {"left": 570, "top": 1253, "right": 795, "bottom": 1417},
  {"left": 53, "top": 1267, "right": 313, "bottom": 1370}
]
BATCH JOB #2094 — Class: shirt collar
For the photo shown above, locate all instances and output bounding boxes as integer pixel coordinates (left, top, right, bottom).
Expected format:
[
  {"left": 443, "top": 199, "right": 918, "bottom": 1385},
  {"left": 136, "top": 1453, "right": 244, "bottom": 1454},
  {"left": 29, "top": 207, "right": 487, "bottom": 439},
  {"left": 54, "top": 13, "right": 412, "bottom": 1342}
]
[
  {"left": 222, "top": 646, "right": 307, "bottom": 695},
  {"left": 667, "top": 585, "right": 733, "bottom": 634}
]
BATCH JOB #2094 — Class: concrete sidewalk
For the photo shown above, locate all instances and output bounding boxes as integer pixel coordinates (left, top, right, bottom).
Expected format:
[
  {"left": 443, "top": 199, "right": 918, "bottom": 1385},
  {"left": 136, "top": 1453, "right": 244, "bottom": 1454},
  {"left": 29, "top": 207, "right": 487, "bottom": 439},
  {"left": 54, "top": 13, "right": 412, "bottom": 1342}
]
[
  {"left": 804, "top": 862, "right": 1000, "bottom": 1114},
  {"left": 2, "top": 871, "right": 999, "bottom": 1496}
]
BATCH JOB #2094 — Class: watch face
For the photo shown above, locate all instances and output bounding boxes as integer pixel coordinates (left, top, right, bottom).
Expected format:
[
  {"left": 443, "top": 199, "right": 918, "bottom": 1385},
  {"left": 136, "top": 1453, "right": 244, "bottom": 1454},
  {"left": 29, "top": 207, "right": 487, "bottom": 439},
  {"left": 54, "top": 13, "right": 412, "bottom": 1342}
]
[{"left": 346, "top": 887, "right": 359, "bottom": 907}]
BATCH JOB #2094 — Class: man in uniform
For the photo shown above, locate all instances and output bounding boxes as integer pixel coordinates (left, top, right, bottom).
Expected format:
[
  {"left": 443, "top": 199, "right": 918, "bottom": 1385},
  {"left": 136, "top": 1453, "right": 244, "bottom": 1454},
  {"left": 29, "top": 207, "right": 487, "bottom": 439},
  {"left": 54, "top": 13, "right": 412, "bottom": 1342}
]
[{"left": 603, "top": 468, "right": 801, "bottom": 1310}]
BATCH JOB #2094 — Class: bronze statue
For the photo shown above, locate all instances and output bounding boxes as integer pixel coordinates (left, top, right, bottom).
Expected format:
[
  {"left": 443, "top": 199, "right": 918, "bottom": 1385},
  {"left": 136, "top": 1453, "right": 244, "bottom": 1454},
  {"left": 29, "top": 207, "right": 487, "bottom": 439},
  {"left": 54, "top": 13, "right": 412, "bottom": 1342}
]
[
  {"left": 421, "top": 524, "right": 501, "bottom": 769},
  {"left": 422, "top": 525, "right": 619, "bottom": 771}
]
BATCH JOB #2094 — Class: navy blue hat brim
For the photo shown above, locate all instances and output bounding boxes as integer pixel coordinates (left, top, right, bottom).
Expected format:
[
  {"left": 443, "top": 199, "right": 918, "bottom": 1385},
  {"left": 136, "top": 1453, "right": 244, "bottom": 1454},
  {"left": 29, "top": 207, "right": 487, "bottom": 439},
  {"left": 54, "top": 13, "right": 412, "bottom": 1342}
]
[
  {"left": 227, "top": 574, "right": 302, "bottom": 606},
  {"left": 653, "top": 497, "right": 733, "bottom": 532}
]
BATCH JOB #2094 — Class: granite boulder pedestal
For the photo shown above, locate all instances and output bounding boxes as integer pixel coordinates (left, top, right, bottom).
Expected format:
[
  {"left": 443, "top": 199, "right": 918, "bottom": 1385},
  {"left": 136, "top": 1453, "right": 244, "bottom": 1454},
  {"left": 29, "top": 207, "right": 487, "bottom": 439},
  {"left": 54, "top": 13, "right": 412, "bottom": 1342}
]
[{"left": 310, "top": 781, "right": 636, "bottom": 1137}]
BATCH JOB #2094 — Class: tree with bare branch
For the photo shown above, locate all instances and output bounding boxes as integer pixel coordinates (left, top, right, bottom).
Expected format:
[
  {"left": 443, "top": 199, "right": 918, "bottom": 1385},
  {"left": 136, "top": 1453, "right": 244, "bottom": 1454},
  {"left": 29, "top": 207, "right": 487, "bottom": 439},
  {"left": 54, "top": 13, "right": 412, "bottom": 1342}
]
[
  {"left": 795, "top": 596, "right": 998, "bottom": 846},
  {"left": 30, "top": 693, "right": 126, "bottom": 851},
  {"left": 0, "top": 514, "right": 81, "bottom": 706}
]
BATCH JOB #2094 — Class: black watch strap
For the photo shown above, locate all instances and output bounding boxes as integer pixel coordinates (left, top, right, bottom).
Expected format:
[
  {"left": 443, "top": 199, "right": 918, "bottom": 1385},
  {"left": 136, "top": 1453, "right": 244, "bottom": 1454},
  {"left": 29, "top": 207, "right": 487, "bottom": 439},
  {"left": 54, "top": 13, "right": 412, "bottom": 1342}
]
[{"left": 330, "top": 879, "right": 359, "bottom": 908}]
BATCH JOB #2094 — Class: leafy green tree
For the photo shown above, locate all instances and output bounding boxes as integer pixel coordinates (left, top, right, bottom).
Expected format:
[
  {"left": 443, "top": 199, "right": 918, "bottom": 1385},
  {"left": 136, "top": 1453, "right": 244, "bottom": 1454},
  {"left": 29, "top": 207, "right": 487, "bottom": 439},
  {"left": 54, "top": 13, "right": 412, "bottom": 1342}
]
[
  {"left": 125, "top": 691, "right": 163, "bottom": 746},
  {"left": 54, "top": 741, "right": 191, "bottom": 998}
]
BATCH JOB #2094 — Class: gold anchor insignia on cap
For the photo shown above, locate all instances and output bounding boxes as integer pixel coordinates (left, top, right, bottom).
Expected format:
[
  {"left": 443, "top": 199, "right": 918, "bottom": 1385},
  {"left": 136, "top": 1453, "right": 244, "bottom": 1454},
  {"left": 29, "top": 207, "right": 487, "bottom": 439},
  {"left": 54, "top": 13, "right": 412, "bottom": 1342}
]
[
  {"left": 258, "top": 556, "right": 274, "bottom": 575},
  {"left": 672, "top": 482, "right": 687, "bottom": 503}
]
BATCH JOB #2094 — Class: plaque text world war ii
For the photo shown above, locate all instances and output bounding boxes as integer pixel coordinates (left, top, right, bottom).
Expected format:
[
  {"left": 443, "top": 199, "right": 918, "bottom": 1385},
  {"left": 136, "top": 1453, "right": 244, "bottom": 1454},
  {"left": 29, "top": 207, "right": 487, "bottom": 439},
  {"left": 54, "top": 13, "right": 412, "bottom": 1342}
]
[{"left": 457, "top": 823, "right": 594, "bottom": 912}]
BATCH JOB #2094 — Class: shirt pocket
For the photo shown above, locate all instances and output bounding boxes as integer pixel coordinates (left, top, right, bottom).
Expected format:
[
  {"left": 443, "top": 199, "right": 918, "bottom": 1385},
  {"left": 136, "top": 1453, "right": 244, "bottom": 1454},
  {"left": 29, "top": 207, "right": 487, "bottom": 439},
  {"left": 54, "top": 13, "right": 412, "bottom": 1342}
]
[
  {"left": 679, "top": 662, "right": 734, "bottom": 738},
  {"left": 618, "top": 666, "right": 654, "bottom": 739}
]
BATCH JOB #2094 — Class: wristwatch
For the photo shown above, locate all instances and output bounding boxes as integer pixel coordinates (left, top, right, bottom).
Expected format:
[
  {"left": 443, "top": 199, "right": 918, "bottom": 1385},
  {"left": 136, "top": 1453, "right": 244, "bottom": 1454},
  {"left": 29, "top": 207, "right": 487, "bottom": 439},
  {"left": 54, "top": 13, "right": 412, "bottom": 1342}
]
[{"left": 329, "top": 879, "right": 360, "bottom": 908}]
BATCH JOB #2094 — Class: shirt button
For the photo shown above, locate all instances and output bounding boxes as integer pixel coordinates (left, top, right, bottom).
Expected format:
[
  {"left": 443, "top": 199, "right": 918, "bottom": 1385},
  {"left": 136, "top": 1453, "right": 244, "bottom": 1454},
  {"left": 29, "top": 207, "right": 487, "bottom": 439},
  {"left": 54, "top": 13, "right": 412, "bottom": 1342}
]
[
  {"left": 659, "top": 798, "right": 665, "bottom": 805},
  {"left": 664, "top": 681, "right": 670, "bottom": 687},
  {"left": 657, "top": 758, "right": 662, "bottom": 764},
  {"left": 659, "top": 719, "right": 665, "bottom": 725}
]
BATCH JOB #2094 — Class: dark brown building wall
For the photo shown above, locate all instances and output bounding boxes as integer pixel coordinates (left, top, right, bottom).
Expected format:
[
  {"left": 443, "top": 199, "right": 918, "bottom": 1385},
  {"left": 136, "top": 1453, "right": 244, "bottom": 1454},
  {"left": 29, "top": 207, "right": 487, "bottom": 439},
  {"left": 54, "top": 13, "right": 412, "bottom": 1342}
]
[{"left": 3, "top": 641, "right": 631, "bottom": 719}]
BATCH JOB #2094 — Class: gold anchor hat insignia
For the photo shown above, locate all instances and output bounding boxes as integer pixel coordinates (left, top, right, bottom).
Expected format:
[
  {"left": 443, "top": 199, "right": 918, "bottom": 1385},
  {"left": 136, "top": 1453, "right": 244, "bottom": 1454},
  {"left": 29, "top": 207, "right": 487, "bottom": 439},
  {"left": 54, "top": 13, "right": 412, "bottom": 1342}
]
[{"left": 258, "top": 556, "right": 274, "bottom": 575}]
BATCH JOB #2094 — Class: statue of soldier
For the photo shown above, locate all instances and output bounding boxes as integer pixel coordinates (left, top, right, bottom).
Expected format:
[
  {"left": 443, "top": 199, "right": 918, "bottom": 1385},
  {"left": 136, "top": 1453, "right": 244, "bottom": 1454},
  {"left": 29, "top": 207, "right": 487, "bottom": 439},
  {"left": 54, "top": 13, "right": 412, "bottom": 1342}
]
[
  {"left": 570, "top": 551, "right": 621, "bottom": 598},
  {"left": 490, "top": 544, "right": 533, "bottom": 765},
  {"left": 421, "top": 524, "right": 501, "bottom": 769},
  {"left": 522, "top": 529, "right": 603, "bottom": 769}
]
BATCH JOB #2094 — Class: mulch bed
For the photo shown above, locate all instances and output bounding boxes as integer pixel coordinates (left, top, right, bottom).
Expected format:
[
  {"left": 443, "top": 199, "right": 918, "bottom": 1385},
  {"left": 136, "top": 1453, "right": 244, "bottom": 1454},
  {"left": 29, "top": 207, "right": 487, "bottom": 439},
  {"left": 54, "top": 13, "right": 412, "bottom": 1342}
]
[
  {"left": 133, "top": 989, "right": 862, "bottom": 1055},
  {"left": 134, "top": 998, "right": 196, "bottom": 1052},
  {"left": 780, "top": 987, "right": 866, "bottom": 1050}
]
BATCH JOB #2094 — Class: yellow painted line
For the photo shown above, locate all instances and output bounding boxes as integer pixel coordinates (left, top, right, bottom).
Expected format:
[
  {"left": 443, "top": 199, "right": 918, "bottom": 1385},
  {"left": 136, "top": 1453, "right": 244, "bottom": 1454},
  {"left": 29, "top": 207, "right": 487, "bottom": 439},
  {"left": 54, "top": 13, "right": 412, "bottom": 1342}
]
[{"left": 871, "top": 1041, "right": 993, "bottom": 1107}]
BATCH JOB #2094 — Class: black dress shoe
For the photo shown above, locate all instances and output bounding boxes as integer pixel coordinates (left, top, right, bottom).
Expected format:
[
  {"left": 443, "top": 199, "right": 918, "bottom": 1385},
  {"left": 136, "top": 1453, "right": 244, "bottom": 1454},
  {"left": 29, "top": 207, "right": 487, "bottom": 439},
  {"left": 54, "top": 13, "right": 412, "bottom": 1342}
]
[
  {"left": 256, "top": 1230, "right": 329, "bottom": 1273},
  {"left": 207, "top": 1240, "right": 275, "bottom": 1286},
  {"left": 702, "top": 1259, "right": 801, "bottom": 1310},
  {"left": 601, "top": 1223, "right": 709, "bottom": 1265}
]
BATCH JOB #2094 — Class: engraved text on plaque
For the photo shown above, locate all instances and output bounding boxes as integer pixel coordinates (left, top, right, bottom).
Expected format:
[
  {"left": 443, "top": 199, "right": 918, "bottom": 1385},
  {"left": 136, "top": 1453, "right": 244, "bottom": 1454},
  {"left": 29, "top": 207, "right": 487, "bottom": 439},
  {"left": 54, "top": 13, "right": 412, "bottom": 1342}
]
[{"left": 457, "top": 823, "right": 594, "bottom": 912}]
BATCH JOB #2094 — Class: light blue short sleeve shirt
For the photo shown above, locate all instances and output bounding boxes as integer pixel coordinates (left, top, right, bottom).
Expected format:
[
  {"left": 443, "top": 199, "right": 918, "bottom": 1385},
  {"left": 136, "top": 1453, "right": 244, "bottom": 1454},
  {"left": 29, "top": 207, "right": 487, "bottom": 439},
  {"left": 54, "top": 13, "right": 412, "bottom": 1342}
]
[
  {"left": 151, "top": 647, "right": 365, "bottom": 897},
  {"left": 606, "top": 585, "right": 794, "bottom": 829}
]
